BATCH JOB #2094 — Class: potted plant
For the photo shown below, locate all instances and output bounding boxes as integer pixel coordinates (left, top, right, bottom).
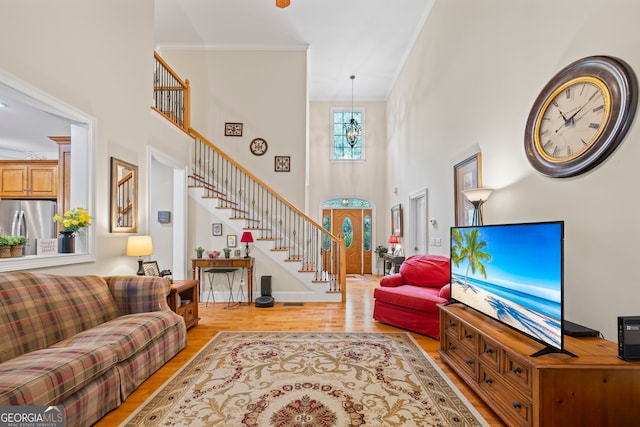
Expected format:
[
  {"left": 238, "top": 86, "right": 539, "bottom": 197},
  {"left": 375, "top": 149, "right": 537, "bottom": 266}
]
[
  {"left": 0, "top": 236, "right": 10, "bottom": 258},
  {"left": 223, "top": 247, "right": 231, "bottom": 258},
  {"left": 195, "top": 246, "right": 205, "bottom": 258},
  {"left": 7, "top": 236, "right": 27, "bottom": 257},
  {"left": 375, "top": 245, "right": 388, "bottom": 258},
  {"left": 53, "top": 207, "right": 92, "bottom": 254}
]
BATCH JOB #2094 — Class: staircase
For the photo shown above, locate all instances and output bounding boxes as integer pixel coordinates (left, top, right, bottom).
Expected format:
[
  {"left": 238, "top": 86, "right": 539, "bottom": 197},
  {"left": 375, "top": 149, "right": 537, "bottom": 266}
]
[{"left": 153, "top": 52, "right": 346, "bottom": 302}]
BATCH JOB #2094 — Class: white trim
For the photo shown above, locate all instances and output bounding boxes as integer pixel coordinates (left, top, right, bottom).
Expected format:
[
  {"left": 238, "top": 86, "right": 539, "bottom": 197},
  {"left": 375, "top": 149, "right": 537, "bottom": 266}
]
[
  {"left": 0, "top": 69, "right": 96, "bottom": 272},
  {"left": 155, "top": 43, "right": 309, "bottom": 52}
]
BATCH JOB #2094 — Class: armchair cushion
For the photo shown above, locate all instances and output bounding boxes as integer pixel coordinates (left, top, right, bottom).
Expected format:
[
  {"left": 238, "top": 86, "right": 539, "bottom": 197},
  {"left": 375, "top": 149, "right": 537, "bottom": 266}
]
[
  {"left": 379, "top": 274, "right": 404, "bottom": 288},
  {"left": 399, "top": 254, "right": 450, "bottom": 288}
]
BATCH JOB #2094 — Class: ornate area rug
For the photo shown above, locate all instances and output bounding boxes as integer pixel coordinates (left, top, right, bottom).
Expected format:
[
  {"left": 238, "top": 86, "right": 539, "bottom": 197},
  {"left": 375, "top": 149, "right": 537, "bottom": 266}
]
[{"left": 121, "top": 332, "right": 488, "bottom": 426}]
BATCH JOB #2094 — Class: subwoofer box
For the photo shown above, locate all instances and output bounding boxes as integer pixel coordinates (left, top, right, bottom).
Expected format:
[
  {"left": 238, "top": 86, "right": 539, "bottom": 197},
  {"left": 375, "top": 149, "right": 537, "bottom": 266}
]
[{"left": 618, "top": 316, "right": 640, "bottom": 361}]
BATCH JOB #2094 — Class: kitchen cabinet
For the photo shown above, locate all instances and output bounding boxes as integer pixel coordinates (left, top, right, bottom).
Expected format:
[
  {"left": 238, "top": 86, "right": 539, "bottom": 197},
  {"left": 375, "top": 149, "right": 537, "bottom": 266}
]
[{"left": 0, "top": 160, "right": 58, "bottom": 199}]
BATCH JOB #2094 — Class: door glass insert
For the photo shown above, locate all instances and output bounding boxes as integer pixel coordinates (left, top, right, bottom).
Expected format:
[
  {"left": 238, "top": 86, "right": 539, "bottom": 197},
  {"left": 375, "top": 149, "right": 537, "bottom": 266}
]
[
  {"left": 364, "top": 214, "right": 371, "bottom": 251},
  {"left": 342, "top": 217, "right": 353, "bottom": 248},
  {"left": 323, "top": 214, "right": 331, "bottom": 250}
]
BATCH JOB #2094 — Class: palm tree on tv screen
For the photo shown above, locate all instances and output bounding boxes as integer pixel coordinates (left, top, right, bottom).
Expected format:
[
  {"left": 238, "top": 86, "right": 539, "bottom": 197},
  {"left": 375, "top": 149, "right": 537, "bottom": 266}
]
[{"left": 451, "top": 228, "right": 491, "bottom": 290}]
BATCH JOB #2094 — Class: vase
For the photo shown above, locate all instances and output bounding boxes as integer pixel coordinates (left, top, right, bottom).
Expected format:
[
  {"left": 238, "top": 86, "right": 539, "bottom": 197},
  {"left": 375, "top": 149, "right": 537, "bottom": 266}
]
[{"left": 58, "top": 231, "right": 75, "bottom": 254}]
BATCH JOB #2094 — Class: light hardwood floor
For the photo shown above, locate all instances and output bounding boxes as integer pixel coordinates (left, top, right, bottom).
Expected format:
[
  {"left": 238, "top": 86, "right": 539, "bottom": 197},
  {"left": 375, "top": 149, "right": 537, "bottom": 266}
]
[{"left": 96, "top": 276, "right": 504, "bottom": 426}]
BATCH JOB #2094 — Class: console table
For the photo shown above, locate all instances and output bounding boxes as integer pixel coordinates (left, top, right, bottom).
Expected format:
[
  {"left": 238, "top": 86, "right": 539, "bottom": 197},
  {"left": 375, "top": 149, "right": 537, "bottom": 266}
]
[
  {"left": 167, "top": 280, "right": 199, "bottom": 329},
  {"left": 192, "top": 257, "right": 255, "bottom": 304},
  {"left": 382, "top": 252, "right": 405, "bottom": 275},
  {"left": 439, "top": 303, "right": 640, "bottom": 426}
]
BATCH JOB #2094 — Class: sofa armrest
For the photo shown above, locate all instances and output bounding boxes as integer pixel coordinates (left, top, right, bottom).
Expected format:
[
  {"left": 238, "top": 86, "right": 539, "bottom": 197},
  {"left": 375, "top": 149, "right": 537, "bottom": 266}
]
[
  {"left": 439, "top": 283, "right": 451, "bottom": 300},
  {"left": 104, "top": 276, "right": 171, "bottom": 315},
  {"left": 379, "top": 274, "right": 404, "bottom": 288}
]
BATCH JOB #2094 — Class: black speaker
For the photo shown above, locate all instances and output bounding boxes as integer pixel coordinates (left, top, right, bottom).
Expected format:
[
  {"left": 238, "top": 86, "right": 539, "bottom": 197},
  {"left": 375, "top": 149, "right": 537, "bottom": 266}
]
[{"left": 618, "top": 316, "right": 640, "bottom": 361}]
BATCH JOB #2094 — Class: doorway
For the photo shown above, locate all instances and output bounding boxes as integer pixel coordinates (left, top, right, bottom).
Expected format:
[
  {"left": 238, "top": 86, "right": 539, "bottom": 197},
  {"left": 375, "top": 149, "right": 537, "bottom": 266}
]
[
  {"left": 409, "top": 189, "right": 428, "bottom": 255},
  {"left": 322, "top": 198, "right": 373, "bottom": 274},
  {"left": 149, "top": 148, "right": 187, "bottom": 279}
]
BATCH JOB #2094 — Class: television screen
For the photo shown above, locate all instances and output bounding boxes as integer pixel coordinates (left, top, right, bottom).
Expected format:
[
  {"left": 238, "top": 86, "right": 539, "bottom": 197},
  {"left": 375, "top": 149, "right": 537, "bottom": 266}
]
[{"left": 450, "top": 221, "right": 564, "bottom": 354}]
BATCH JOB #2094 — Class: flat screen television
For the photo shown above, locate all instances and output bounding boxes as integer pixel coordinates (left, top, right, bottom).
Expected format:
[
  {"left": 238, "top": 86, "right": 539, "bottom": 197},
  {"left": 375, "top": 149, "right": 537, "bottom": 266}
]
[{"left": 450, "top": 221, "right": 571, "bottom": 357}]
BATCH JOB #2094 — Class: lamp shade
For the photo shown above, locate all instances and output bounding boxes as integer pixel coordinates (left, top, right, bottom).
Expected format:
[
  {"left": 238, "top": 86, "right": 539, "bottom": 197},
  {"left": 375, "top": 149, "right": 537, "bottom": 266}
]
[
  {"left": 241, "top": 232, "right": 254, "bottom": 243},
  {"left": 126, "top": 235, "right": 154, "bottom": 257},
  {"left": 462, "top": 188, "right": 493, "bottom": 204},
  {"left": 388, "top": 235, "right": 399, "bottom": 244}
]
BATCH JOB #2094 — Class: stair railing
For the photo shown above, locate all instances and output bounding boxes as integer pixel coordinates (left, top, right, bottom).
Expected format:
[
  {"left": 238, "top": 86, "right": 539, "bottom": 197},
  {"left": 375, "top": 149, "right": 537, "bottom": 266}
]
[
  {"left": 153, "top": 52, "right": 191, "bottom": 133},
  {"left": 189, "top": 129, "right": 346, "bottom": 300},
  {"left": 152, "top": 52, "right": 346, "bottom": 301}
]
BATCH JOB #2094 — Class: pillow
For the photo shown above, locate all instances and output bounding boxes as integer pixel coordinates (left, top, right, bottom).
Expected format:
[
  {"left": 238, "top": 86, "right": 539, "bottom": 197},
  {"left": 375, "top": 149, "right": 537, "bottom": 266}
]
[{"left": 399, "top": 254, "right": 450, "bottom": 288}]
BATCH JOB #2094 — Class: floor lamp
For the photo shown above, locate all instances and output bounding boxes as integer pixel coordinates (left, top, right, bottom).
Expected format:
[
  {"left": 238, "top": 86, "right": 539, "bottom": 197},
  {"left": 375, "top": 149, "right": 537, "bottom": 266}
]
[{"left": 462, "top": 188, "right": 493, "bottom": 226}]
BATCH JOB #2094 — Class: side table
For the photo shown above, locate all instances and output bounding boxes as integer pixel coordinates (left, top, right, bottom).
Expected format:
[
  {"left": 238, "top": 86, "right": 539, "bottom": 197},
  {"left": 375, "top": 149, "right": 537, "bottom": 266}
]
[
  {"left": 167, "top": 279, "right": 199, "bottom": 329},
  {"left": 382, "top": 253, "right": 405, "bottom": 276}
]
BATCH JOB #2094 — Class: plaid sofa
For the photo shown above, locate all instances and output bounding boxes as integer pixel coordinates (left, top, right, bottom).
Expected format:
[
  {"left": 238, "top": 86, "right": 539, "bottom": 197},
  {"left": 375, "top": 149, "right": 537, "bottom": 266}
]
[{"left": 0, "top": 272, "right": 188, "bottom": 427}]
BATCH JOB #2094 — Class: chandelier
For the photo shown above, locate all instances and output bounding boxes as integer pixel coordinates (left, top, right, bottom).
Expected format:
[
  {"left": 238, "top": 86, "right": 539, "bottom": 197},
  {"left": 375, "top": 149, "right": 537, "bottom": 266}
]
[{"left": 345, "top": 75, "right": 361, "bottom": 148}]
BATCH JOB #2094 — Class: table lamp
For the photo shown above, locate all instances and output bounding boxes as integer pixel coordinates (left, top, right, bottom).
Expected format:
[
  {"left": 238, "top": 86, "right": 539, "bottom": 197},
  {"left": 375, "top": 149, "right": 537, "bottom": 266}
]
[
  {"left": 388, "top": 235, "right": 399, "bottom": 253},
  {"left": 126, "top": 235, "right": 154, "bottom": 275},
  {"left": 240, "top": 231, "right": 254, "bottom": 258}
]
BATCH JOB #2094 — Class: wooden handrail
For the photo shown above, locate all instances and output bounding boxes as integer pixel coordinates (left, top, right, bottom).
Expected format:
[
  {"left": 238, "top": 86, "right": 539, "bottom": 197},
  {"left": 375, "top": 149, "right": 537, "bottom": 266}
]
[
  {"left": 189, "top": 129, "right": 341, "bottom": 244},
  {"left": 152, "top": 52, "right": 346, "bottom": 302},
  {"left": 153, "top": 51, "right": 190, "bottom": 131}
]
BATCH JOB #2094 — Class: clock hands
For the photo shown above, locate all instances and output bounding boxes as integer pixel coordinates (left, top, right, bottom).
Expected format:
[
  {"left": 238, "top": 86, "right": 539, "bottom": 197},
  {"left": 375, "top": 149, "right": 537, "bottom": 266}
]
[{"left": 554, "top": 99, "right": 593, "bottom": 133}]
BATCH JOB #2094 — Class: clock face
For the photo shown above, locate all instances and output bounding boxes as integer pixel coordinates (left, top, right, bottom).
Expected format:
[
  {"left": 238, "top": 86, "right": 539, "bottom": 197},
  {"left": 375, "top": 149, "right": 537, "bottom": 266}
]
[
  {"left": 250, "top": 138, "right": 268, "bottom": 156},
  {"left": 525, "top": 56, "right": 637, "bottom": 178},
  {"left": 535, "top": 77, "right": 610, "bottom": 162}
]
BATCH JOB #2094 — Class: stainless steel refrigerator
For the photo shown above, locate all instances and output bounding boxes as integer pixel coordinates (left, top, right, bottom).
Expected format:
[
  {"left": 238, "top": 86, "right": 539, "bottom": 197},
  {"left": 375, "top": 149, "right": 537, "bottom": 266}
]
[{"left": 0, "top": 200, "right": 57, "bottom": 255}]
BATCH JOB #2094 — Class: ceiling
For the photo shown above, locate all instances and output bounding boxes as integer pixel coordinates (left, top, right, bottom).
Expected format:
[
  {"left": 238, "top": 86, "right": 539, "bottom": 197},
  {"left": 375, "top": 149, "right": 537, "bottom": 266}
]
[
  {"left": 0, "top": 0, "right": 434, "bottom": 156},
  {"left": 154, "top": 0, "right": 435, "bottom": 101}
]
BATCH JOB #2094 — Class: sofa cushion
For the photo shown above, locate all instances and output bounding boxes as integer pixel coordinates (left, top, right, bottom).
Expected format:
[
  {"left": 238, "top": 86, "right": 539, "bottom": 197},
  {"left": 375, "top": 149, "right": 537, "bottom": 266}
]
[
  {"left": 0, "top": 346, "right": 117, "bottom": 406},
  {"left": 400, "top": 254, "right": 450, "bottom": 288},
  {"left": 105, "top": 276, "right": 172, "bottom": 315},
  {"left": 50, "top": 311, "right": 183, "bottom": 361},
  {"left": 0, "top": 273, "right": 120, "bottom": 363},
  {"left": 373, "top": 285, "right": 446, "bottom": 315}
]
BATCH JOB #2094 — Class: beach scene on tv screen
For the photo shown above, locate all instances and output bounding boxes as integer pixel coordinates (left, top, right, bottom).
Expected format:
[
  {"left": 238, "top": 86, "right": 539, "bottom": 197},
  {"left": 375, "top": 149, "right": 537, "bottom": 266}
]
[{"left": 451, "top": 223, "right": 562, "bottom": 349}]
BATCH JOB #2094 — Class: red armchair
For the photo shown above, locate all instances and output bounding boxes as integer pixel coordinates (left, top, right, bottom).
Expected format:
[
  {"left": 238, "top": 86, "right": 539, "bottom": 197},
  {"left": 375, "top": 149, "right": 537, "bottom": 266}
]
[{"left": 373, "top": 254, "right": 450, "bottom": 339}]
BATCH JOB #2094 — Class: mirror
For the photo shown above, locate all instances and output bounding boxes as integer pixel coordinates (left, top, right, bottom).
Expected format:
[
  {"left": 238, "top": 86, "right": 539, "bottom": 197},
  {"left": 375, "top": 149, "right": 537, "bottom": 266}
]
[{"left": 110, "top": 157, "right": 138, "bottom": 233}]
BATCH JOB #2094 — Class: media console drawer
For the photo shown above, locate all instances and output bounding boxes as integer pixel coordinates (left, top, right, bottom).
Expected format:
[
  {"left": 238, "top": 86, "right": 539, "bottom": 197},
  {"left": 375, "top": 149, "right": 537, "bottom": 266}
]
[{"left": 438, "top": 303, "right": 640, "bottom": 427}]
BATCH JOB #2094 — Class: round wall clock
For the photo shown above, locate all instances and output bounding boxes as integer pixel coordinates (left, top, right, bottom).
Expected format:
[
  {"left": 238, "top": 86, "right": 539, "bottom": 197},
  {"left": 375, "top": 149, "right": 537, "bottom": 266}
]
[
  {"left": 524, "top": 56, "right": 637, "bottom": 178},
  {"left": 249, "top": 138, "right": 268, "bottom": 156}
]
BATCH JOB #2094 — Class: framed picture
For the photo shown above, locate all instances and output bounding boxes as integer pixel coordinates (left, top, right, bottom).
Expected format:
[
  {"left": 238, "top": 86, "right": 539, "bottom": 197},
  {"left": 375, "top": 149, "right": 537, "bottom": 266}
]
[
  {"left": 212, "top": 223, "right": 222, "bottom": 236},
  {"left": 454, "top": 153, "right": 481, "bottom": 226},
  {"left": 227, "top": 234, "right": 237, "bottom": 248},
  {"left": 391, "top": 204, "right": 403, "bottom": 237},
  {"left": 225, "top": 122, "right": 243, "bottom": 137},
  {"left": 274, "top": 156, "right": 291, "bottom": 172},
  {"left": 142, "top": 261, "right": 160, "bottom": 276}
]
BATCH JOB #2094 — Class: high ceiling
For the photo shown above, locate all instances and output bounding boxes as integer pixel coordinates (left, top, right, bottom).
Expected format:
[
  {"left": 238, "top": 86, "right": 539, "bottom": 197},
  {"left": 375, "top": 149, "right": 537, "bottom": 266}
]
[
  {"left": 0, "top": 0, "right": 434, "bottom": 155},
  {"left": 154, "top": 0, "right": 435, "bottom": 101}
]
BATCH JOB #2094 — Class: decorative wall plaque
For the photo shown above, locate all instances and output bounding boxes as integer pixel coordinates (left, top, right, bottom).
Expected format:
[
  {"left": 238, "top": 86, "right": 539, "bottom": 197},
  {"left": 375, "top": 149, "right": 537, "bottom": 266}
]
[
  {"left": 274, "top": 156, "right": 290, "bottom": 172},
  {"left": 225, "top": 122, "right": 243, "bottom": 136}
]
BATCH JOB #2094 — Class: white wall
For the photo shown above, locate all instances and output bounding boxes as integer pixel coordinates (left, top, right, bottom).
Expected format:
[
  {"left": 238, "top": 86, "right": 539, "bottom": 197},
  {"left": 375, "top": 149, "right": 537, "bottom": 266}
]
[
  {"left": 157, "top": 50, "right": 308, "bottom": 207},
  {"left": 0, "top": 0, "right": 190, "bottom": 276},
  {"left": 388, "top": 0, "right": 640, "bottom": 340},
  {"left": 307, "top": 101, "right": 387, "bottom": 240}
]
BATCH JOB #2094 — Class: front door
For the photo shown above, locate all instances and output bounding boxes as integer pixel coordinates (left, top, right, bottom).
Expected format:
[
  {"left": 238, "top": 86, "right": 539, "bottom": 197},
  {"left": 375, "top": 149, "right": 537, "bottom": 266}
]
[{"left": 323, "top": 208, "right": 372, "bottom": 274}]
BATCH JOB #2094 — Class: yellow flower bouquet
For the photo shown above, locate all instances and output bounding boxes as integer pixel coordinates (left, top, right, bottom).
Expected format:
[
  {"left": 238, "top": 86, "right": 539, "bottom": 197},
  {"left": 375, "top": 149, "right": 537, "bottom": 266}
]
[{"left": 53, "top": 207, "right": 92, "bottom": 234}]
